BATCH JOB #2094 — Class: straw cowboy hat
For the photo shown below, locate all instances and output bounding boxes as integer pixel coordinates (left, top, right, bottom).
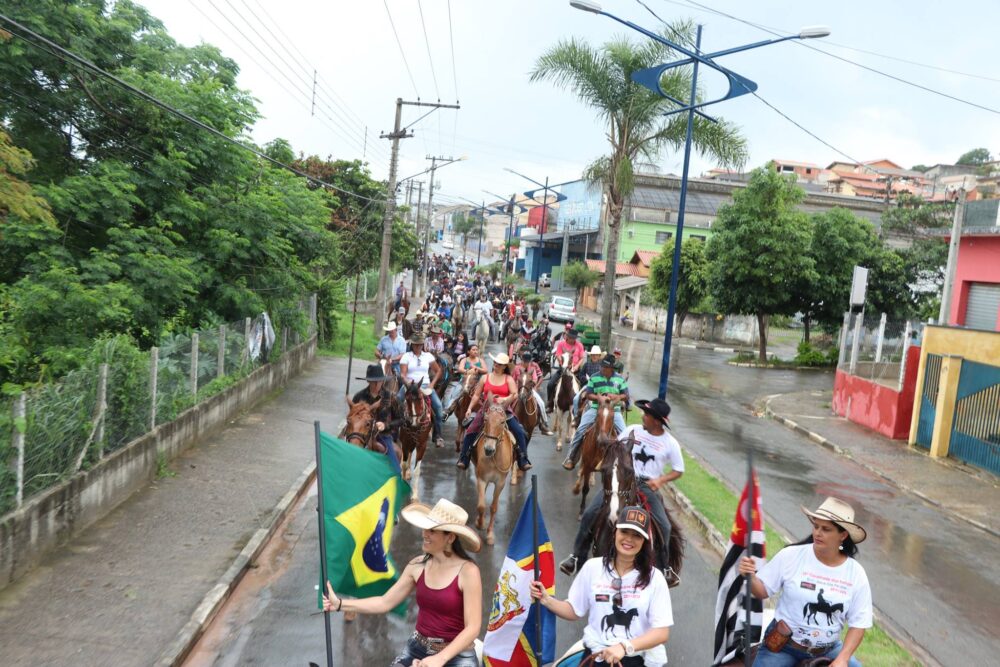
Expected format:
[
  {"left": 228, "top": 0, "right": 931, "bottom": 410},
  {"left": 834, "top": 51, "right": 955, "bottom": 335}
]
[
  {"left": 401, "top": 499, "right": 482, "bottom": 552},
  {"left": 489, "top": 352, "right": 511, "bottom": 365},
  {"left": 801, "top": 497, "right": 867, "bottom": 544},
  {"left": 588, "top": 345, "right": 603, "bottom": 356},
  {"left": 383, "top": 322, "right": 397, "bottom": 332}
]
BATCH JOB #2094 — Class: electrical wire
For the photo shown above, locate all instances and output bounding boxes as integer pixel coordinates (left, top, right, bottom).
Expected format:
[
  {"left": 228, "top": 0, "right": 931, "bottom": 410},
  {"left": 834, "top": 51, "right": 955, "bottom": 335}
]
[
  {"left": 416, "top": 0, "right": 441, "bottom": 100},
  {"left": 383, "top": 0, "right": 420, "bottom": 98},
  {"left": 446, "top": 0, "right": 459, "bottom": 102},
  {"left": 0, "top": 13, "right": 388, "bottom": 203}
]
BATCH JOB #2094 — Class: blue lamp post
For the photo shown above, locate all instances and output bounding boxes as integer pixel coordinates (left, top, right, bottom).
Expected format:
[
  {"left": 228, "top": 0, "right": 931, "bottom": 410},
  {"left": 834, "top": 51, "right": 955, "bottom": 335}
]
[
  {"left": 504, "top": 168, "right": 572, "bottom": 293},
  {"left": 570, "top": 0, "right": 828, "bottom": 399}
]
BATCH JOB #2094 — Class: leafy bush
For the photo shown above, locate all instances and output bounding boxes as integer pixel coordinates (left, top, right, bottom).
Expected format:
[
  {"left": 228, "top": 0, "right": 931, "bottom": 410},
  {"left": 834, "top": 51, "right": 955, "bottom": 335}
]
[{"left": 794, "top": 341, "right": 832, "bottom": 367}]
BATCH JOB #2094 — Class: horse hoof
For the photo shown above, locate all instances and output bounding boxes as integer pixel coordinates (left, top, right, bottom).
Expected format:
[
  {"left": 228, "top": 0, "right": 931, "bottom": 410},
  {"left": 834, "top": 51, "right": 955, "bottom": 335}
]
[
  {"left": 556, "top": 443, "right": 563, "bottom": 451},
  {"left": 487, "top": 534, "right": 495, "bottom": 546}
]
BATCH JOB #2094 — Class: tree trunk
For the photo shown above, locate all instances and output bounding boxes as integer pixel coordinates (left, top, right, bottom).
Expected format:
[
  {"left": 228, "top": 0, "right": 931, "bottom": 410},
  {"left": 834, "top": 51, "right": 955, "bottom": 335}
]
[
  {"left": 803, "top": 315, "right": 811, "bottom": 344},
  {"left": 600, "top": 212, "right": 622, "bottom": 350},
  {"left": 676, "top": 311, "right": 688, "bottom": 338},
  {"left": 756, "top": 312, "right": 769, "bottom": 363}
]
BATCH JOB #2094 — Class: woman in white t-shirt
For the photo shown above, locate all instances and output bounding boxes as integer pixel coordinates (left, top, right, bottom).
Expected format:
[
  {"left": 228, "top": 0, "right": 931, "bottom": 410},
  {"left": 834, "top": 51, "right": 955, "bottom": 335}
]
[
  {"left": 529, "top": 506, "right": 673, "bottom": 666},
  {"left": 739, "top": 497, "right": 872, "bottom": 667}
]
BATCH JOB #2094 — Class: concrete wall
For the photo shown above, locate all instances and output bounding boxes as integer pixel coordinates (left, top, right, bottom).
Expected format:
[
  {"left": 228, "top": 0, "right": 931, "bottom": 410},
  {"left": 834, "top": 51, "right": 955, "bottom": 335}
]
[
  {"left": 832, "top": 345, "right": 920, "bottom": 439},
  {"left": 636, "top": 307, "right": 760, "bottom": 346},
  {"left": 0, "top": 337, "right": 317, "bottom": 591}
]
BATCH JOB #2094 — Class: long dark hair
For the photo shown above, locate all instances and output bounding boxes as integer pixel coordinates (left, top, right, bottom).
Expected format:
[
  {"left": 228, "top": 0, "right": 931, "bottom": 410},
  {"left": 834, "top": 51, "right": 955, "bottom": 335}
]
[
  {"left": 793, "top": 531, "right": 860, "bottom": 558},
  {"left": 602, "top": 529, "right": 655, "bottom": 589},
  {"left": 420, "top": 533, "right": 476, "bottom": 563}
]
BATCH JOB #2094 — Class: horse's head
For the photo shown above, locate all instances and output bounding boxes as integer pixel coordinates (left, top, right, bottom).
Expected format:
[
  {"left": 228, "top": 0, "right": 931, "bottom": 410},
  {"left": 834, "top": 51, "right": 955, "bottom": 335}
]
[
  {"left": 518, "top": 371, "right": 534, "bottom": 400},
  {"left": 596, "top": 396, "right": 620, "bottom": 431},
  {"left": 403, "top": 381, "right": 426, "bottom": 427},
  {"left": 481, "top": 399, "right": 506, "bottom": 457},
  {"left": 462, "top": 371, "right": 479, "bottom": 393},
  {"left": 344, "top": 397, "right": 378, "bottom": 448}
]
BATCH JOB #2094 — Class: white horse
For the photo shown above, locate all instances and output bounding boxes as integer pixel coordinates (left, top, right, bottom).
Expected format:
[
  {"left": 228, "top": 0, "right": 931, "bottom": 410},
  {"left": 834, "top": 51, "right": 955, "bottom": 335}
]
[{"left": 472, "top": 309, "right": 490, "bottom": 351}]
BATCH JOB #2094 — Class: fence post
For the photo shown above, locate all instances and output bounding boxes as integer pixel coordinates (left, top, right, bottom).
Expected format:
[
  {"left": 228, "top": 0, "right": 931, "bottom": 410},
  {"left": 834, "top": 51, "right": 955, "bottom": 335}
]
[
  {"left": 898, "top": 321, "right": 913, "bottom": 391},
  {"left": 96, "top": 363, "right": 108, "bottom": 459},
  {"left": 874, "top": 313, "right": 888, "bottom": 363},
  {"left": 190, "top": 332, "right": 199, "bottom": 397},
  {"left": 13, "top": 393, "right": 26, "bottom": 509},
  {"left": 282, "top": 327, "right": 288, "bottom": 357},
  {"left": 242, "top": 317, "right": 252, "bottom": 367},
  {"left": 837, "top": 312, "right": 850, "bottom": 367},
  {"left": 310, "top": 293, "right": 318, "bottom": 335},
  {"left": 848, "top": 313, "right": 863, "bottom": 375},
  {"left": 217, "top": 325, "right": 226, "bottom": 379},
  {"left": 150, "top": 347, "right": 159, "bottom": 429}
]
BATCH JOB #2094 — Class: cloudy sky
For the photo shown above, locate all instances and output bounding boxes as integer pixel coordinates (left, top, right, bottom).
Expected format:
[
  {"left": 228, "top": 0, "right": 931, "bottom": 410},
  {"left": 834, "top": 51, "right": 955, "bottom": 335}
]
[{"left": 139, "top": 0, "right": 1000, "bottom": 207}]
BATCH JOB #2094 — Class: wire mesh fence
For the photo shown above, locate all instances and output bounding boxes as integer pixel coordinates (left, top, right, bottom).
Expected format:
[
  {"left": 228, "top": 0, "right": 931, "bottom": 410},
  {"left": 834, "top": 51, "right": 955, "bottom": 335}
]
[
  {"left": 838, "top": 312, "right": 921, "bottom": 389},
  {"left": 0, "top": 296, "right": 316, "bottom": 515}
]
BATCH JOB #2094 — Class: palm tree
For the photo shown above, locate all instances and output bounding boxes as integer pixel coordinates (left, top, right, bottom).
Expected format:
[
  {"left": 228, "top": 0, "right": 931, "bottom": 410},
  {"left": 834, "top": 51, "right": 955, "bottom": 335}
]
[{"left": 531, "top": 25, "right": 748, "bottom": 348}]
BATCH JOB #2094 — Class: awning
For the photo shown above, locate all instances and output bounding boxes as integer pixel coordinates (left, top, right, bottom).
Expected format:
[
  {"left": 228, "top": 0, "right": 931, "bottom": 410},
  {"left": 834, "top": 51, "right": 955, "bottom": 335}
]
[{"left": 613, "top": 276, "right": 648, "bottom": 292}]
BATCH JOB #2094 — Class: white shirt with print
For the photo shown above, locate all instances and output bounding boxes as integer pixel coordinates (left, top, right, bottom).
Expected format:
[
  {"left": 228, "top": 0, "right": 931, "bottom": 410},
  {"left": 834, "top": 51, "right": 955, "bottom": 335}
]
[
  {"left": 400, "top": 351, "right": 436, "bottom": 388},
  {"left": 567, "top": 558, "right": 673, "bottom": 665},
  {"left": 620, "top": 424, "right": 685, "bottom": 481},
  {"left": 757, "top": 544, "right": 873, "bottom": 649}
]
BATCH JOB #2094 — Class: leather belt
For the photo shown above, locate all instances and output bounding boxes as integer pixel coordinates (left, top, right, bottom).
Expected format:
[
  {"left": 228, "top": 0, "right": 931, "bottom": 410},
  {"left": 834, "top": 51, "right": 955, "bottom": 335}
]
[
  {"left": 788, "top": 638, "right": 833, "bottom": 657},
  {"left": 411, "top": 631, "right": 446, "bottom": 654}
]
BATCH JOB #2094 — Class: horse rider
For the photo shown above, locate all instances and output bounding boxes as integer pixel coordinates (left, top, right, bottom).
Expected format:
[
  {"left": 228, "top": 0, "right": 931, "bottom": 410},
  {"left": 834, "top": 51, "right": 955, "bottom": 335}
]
[
  {"left": 547, "top": 327, "right": 585, "bottom": 412},
  {"left": 443, "top": 342, "right": 488, "bottom": 417},
  {"left": 394, "top": 279, "right": 407, "bottom": 312},
  {"left": 456, "top": 353, "right": 532, "bottom": 472},
  {"left": 351, "top": 364, "right": 405, "bottom": 459},
  {"left": 612, "top": 347, "right": 625, "bottom": 374},
  {"left": 398, "top": 332, "right": 445, "bottom": 448},
  {"left": 472, "top": 292, "right": 496, "bottom": 340},
  {"left": 426, "top": 325, "right": 450, "bottom": 389},
  {"left": 391, "top": 306, "right": 407, "bottom": 337},
  {"left": 559, "top": 399, "right": 683, "bottom": 584},
  {"left": 375, "top": 321, "right": 407, "bottom": 376},
  {"left": 562, "top": 354, "right": 629, "bottom": 471},
  {"left": 551, "top": 320, "right": 576, "bottom": 346},
  {"left": 511, "top": 350, "right": 554, "bottom": 436},
  {"left": 572, "top": 346, "right": 607, "bottom": 422}
]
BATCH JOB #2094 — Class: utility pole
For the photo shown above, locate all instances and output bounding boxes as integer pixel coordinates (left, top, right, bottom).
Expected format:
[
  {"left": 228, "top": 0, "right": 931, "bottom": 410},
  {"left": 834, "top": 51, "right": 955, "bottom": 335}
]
[
  {"left": 410, "top": 180, "right": 424, "bottom": 298},
  {"left": 477, "top": 200, "right": 486, "bottom": 266},
  {"left": 503, "top": 194, "right": 517, "bottom": 282},
  {"left": 421, "top": 155, "right": 457, "bottom": 293},
  {"left": 405, "top": 181, "right": 414, "bottom": 224},
  {"left": 375, "top": 99, "right": 459, "bottom": 335},
  {"left": 938, "top": 189, "right": 966, "bottom": 325}
]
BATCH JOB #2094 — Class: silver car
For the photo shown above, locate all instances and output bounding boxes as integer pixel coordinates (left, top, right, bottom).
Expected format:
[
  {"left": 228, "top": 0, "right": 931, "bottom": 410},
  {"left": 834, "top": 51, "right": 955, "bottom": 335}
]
[{"left": 546, "top": 296, "right": 576, "bottom": 323}]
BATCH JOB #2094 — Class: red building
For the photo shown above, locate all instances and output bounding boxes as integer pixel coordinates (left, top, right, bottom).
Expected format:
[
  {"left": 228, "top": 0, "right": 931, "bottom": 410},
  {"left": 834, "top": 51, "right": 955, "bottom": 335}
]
[{"left": 946, "top": 200, "right": 1000, "bottom": 331}]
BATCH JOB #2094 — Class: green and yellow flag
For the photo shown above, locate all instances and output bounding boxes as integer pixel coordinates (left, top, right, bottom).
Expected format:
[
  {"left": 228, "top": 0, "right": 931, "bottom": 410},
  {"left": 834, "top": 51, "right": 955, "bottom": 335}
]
[{"left": 318, "top": 431, "right": 411, "bottom": 602}]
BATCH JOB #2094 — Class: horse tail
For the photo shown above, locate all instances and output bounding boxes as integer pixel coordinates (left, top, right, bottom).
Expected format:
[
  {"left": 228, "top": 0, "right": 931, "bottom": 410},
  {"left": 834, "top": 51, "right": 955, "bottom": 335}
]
[{"left": 666, "top": 509, "right": 685, "bottom": 576}]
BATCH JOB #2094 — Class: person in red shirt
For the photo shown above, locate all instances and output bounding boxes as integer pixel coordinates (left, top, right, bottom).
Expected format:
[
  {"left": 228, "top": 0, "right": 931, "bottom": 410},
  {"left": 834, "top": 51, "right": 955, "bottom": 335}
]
[
  {"left": 547, "top": 328, "right": 585, "bottom": 412},
  {"left": 512, "top": 350, "right": 553, "bottom": 435}
]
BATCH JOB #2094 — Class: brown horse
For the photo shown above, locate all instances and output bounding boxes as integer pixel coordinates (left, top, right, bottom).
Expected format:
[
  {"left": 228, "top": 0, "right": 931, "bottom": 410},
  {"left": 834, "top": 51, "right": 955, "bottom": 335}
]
[
  {"left": 585, "top": 432, "right": 685, "bottom": 586},
  {"left": 450, "top": 371, "right": 480, "bottom": 452},
  {"left": 551, "top": 352, "right": 579, "bottom": 452},
  {"left": 342, "top": 396, "right": 403, "bottom": 460},
  {"left": 512, "top": 373, "right": 539, "bottom": 443},
  {"left": 378, "top": 358, "right": 399, "bottom": 396},
  {"left": 399, "top": 381, "right": 432, "bottom": 502},
  {"left": 473, "top": 399, "right": 517, "bottom": 546},
  {"left": 573, "top": 396, "right": 621, "bottom": 517},
  {"left": 387, "top": 296, "right": 410, "bottom": 319}
]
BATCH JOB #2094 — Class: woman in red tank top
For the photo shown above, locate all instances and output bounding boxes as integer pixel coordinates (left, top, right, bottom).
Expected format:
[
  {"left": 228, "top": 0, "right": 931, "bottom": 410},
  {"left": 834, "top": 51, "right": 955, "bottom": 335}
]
[
  {"left": 455, "top": 353, "right": 531, "bottom": 471},
  {"left": 323, "top": 498, "right": 482, "bottom": 667}
]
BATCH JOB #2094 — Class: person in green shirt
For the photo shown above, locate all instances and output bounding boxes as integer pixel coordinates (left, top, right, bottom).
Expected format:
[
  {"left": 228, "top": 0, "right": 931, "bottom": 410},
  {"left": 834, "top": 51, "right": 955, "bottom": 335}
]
[
  {"left": 562, "top": 355, "right": 629, "bottom": 470},
  {"left": 439, "top": 318, "right": 453, "bottom": 336}
]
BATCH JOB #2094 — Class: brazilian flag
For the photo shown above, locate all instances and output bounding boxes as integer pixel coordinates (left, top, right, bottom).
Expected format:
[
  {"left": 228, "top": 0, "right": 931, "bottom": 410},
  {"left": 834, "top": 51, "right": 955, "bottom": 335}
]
[{"left": 318, "top": 432, "right": 411, "bottom": 604}]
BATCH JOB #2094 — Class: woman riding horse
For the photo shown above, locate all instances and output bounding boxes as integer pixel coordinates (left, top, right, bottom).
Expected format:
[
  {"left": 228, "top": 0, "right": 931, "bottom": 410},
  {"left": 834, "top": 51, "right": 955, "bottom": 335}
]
[{"left": 455, "top": 353, "right": 531, "bottom": 472}]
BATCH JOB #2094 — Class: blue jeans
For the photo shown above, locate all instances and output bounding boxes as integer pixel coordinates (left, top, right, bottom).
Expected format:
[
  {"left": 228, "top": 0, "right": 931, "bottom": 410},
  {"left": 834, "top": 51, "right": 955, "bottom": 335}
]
[
  {"left": 753, "top": 622, "right": 861, "bottom": 667},
  {"left": 397, "top": 387, "right": 443, "bottom": 440},
  {"left": 391, "top": 635, "right": 478, "bottom": 667},
  {"left": 458, "top": 413, "right": 529, "bottom": 467}
]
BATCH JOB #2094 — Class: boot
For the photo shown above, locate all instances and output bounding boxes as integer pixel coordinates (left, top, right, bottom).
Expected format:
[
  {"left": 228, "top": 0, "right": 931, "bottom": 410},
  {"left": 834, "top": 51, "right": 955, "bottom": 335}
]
[
  {"left": 562, "top": 440, "right": 582, "bottom": 470},
  {"left": 558, "top": 554, "right": 578, "bottom": 576}
]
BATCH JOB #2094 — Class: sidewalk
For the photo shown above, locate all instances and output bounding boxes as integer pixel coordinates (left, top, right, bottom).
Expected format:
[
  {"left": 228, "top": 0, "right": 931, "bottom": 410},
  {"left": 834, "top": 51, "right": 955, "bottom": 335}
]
[
  {"left": 766, "top": 389, "right": 1000, "bottom": 538},
  {"left": 0, "top": 356, "right": 350, "bottom": 667}
]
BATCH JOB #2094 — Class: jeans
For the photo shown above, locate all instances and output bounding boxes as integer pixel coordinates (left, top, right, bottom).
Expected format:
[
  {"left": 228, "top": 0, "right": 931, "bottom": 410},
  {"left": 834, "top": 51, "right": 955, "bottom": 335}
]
[
  {"left": 530, "top": 389, "right": 550, "bottom": 428},
  {"left": 397, "top": 387, "right": 443, "bottom": 440},
  {"left": 443, "top": 382, "right": 464, "bottom": 413},
  {"left": 565, "top": 408, "right": 626, "bottom": 462},
  {"left": 391, "top": 636, "right": 478, "bottom": 667},
  {"left": 753, "top": 622, "right": 861, "bottom": 667},
  {"left": 458, "top": 413, "right": 528, "bottom": 467}
]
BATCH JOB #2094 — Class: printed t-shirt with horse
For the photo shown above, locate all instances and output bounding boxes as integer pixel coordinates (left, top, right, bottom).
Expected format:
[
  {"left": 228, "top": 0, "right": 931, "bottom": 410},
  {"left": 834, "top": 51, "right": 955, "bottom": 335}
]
[
  {"left": 620, "top": 424, "right": 684, "bottom": 481},
  {"left": 757, "top": 544, "right": 873, "bottom": 649},
  {"left": 567, "top": 558, "right": 672, "bottom": 666},
  {"left": 401, "top": 351, "right": 437, "bottom": 389},
  {"left": 585, "top": 374, "right": 629, "bottom": 411}
]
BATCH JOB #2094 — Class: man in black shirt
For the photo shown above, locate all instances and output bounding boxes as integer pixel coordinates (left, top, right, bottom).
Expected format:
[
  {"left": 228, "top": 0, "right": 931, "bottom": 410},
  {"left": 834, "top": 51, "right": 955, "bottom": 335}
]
[{"left": 351, "top": 365, "right": 404, "bottom": 455}]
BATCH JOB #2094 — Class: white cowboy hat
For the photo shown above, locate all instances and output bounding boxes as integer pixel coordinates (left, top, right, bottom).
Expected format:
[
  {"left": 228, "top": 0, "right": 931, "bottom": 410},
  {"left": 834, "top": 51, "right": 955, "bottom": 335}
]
[
  {"left": 383, "top": 322, "right": 397, "bottom": 332},
  {"left": 588, "top": 345, "right": 604, "bottom": 356},
  {"left": 401, "top": 499, "right": 482, "bottom": 552},
  {"left": 801, "top": 497, "right": 867, "bottom": 544},
  {"left": 489, "top": 352, "right": 511, "bottom": 365}
]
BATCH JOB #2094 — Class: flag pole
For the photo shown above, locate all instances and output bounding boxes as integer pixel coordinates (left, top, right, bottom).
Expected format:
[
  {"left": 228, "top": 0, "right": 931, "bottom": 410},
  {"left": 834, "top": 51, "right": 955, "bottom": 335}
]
[
  {"left": 314, "top": 421, "right": 335, "bottom": 667},
  {"left": 531, "top": 473, "right": 541, "bottom": 654},
  {"left": 346, "top": 271, "right": 362, "bottom": 396},
  {"left": 743, "top": 448, "right": 754, "bottom": 667}
]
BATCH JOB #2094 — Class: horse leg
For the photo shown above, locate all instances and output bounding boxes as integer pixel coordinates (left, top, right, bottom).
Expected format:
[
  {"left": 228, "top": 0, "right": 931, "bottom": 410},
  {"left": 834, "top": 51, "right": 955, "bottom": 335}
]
[
  {"left": 476, "top": 478, "right": 486, "bottom": 531},
  {"left": 488, "top": 478, "right": 503, "bottom": 547},
  {"left": 411, "top": 455, "right": 422, "bottom": 503}
]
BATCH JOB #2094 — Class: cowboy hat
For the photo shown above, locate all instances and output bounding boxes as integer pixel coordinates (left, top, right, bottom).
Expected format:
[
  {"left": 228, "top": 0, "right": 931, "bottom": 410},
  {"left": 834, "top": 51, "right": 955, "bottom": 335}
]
[
  {"left": 383, "top": 322, "right": 397, "bottom": 332},
  {"left": 401, "top": 499, "right": 482, "bottom": 552},
  {"left": 588, "top": 345, "right": 603, "bottom": 355},
  {"left": 636, "top": 398, "right": 671, "bottom": 425},
  {"left": 489, "top": 352, "right": 511, "bottom": 365},
  {"left": 356, "top": 364, "right": 388, "bottom": 382},
  {"left": 801, "top": 497, "right": 867, "bottom": 544},
  {"left": 410, "top": 332, "right": 427, "bottom": 344}
]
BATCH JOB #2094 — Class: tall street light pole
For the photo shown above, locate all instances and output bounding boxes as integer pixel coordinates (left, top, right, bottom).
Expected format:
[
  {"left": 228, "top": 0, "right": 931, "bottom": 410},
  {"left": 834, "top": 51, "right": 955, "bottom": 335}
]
[
  {"left": 572, "top": 0, "right": 829, "bottom": 398},
  {"left": 484, "top": 190, "right": 527, "bottom": 283},
  {"left": 504, "top": 169, "right": 571, "bottom": 294}
]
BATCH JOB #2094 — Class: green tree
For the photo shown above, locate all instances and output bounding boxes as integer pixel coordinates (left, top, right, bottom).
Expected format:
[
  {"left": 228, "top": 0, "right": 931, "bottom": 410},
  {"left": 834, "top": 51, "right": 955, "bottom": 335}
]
[
  {"left": 0, "top": 129, "right": 56, "bottom": 231},
  {"left": 531, "top": 26, "right": 747, "bottom": 348},
  {"left": 562, "top": 260, "right": 600, "bottom": 303},
  {"left": 647, "top": 238, "right": 710, "bottom": 336},
  {"left": 956, "top": 148, "right": 992, "bottom": 165},
  {"left": 452, "top": 214, "right": 483, "bottom": 258},
  {"left": 880, "top": 193, "right": 952, "bottom": 316},
  {"left": 706, "top": 166, "right": 816, "bottom": 362}
]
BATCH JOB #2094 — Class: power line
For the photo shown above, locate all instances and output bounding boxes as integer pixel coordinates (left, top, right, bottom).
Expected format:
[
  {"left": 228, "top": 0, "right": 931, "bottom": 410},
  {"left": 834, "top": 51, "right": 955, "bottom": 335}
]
[
  {"left": 447, "top": 0, "right": 460, "bottom": 102},
  {"left": 674, "top": 0, "right": 1000, "bottom": 116},
  {"left": 383, "top": 0, "right": 420, "bottom": 98},
  {"left": 416, "top": 0, "right": 441, "bottom": 100},
  {"left": 0, "top": 13, "right": 387, "bottom": 203}
]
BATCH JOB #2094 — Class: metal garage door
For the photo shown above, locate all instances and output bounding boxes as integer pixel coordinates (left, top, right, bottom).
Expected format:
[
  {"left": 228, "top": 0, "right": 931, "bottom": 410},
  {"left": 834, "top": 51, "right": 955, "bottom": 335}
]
[{"left": 965, "top": 283, "right": 1000, "bottom": 331}]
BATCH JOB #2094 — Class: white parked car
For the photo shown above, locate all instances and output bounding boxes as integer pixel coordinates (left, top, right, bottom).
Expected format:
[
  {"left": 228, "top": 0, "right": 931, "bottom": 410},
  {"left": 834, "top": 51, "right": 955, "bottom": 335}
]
[
  {"left": 441, "top": 240, "right": 455, "bottom": 250},
  {"left": 547, "top": 296, "right": 576, "bottom": 322},
  {"left": 539, "top": 273, "right": 551, "bottom": 288}
]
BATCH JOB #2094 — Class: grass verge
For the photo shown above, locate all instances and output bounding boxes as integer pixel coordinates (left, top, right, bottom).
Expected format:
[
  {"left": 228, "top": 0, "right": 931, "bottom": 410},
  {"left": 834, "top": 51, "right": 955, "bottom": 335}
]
[
  {"left": 319, "top": 311, "right": 379, "bottom": 360},
  {"left": 624, "top": 409, "right": 919, "bottom": 664}
]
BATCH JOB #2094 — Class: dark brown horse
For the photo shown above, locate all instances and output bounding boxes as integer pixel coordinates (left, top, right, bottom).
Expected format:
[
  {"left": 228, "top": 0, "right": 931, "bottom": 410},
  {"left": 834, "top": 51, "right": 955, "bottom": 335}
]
[
  {"left": 342, "top": 396, "right": 403, "bottom": 461},
  {"left": 512, "top": 373, "right": 540, "bottom": 443},
  {"left": 585, "top": 432, "right": 685, "bottom": 587},
  {"left": 399, "top": 381, "right": 431, "bottom": 502},
  {"left": 551, "top": 351, "right": 579, "bottom": 452},
  {"left": 387, "top": 296, "right": 410, "bottom": 319},
  {"left": 450, "top": 371, "right": 480, "bottom": 452},
  {"left": 573, "top": 396, "right": 620, "bottom": 517}
]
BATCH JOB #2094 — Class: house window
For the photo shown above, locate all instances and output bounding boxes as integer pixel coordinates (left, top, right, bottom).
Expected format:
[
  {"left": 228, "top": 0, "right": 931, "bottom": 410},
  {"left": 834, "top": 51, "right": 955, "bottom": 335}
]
[
  {"left": 690, "top": 234, "right": 707, "bottom": 242},
  {"left": 655, "top": 231, "right": 672, "bottom": 244},
  {"left": 806, "top": 168, "right": 813, "bottom": 174},
  {"left": 627, "top": 228, "right": 635, "bottom": 238}
]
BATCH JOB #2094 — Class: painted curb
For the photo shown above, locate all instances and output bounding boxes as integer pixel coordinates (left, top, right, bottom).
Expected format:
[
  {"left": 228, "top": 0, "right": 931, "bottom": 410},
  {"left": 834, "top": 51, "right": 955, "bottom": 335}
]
[
  {"left": 662, "top": 449, "right": 941, "bottom": 667},
  {"left": 764, "top": 399, "right": 1000, "bottom": 541},
  {"left": 154, "top": 461, "right": 317, "bottom": 667}
]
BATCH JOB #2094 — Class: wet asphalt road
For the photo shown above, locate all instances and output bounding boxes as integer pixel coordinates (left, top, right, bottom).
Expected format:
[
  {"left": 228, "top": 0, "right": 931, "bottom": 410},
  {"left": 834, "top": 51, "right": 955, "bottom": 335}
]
[{"left": 184, "top": 326, "right": 998, "bottom": 667}]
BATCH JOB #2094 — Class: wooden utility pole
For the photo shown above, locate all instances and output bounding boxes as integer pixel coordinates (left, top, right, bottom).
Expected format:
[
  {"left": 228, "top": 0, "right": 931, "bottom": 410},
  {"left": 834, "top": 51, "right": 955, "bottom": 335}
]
[
  {"left": 938, "top": 189, "right": 966, "bottom": 325},
  {"left": 410, "top": 180, "right": 424, "bottom": 298}
]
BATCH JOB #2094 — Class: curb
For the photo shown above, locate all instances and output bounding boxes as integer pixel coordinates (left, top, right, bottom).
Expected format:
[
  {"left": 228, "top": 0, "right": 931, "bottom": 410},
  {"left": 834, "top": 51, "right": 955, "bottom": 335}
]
[
  {"left": 661, "top": 452, "right": 942, "bottom": 667},
  {"left": 154, "top": 461, "right": 317, "bottom": 667},
  {"left": 763, "top": 399, "right": 1000, "bottom": 540}
]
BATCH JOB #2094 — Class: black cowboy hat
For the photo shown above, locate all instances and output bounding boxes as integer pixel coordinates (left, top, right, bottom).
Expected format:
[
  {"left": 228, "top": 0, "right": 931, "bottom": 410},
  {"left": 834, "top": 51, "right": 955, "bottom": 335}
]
[
  {"left": 600, "top": 354, "right": 617, "bottom": 368},
  {"left": 636, "top": 398, "right": 671, "bottom": 425},
  {"left": 356, "top": 364, "right": 388, "bottom": 382}
]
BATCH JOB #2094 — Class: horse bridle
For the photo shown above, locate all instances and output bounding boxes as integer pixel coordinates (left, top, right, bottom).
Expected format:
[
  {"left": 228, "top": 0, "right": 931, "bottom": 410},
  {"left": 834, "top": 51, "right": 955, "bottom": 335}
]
[{"left": 403, "top": 390, "right": 429, "bottom": 428}]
